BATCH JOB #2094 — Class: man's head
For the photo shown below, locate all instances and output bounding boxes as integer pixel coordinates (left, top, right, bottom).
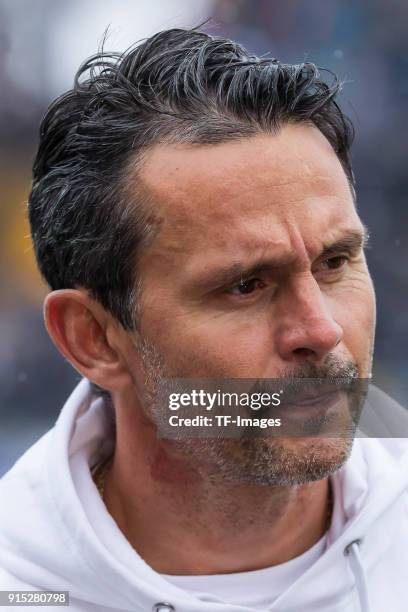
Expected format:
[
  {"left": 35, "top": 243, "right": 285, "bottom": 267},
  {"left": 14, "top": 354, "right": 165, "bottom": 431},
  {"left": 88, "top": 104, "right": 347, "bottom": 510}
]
[{"left": 29, "top": 28, "right": 376, "bottom": 485}]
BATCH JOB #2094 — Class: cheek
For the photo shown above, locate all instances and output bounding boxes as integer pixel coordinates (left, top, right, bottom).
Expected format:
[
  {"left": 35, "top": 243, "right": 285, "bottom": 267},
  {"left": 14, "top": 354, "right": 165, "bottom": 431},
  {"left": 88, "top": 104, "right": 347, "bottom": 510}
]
[
  {"left": 139, "top": 272, "right": 277, "bottom": 376},
  {"left": 142, "top": 300, "right": 274, "bottom": 378},
  {"left": 331, "top": 275, "right": 376, "bottom": 366}
]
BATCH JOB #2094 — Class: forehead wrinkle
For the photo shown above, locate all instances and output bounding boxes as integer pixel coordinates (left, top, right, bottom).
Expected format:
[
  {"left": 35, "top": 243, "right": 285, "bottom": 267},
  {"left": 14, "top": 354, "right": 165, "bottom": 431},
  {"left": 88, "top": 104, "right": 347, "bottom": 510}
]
[{"left": 182, "top": 218, "right": 365, "bottom": 286}]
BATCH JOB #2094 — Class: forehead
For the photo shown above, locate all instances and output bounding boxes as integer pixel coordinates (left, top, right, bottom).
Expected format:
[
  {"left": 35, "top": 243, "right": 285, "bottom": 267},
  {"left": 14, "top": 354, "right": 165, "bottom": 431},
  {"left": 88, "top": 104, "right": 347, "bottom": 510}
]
[{"left": 137, "top": 124, "right": 359, "bottom": 263}]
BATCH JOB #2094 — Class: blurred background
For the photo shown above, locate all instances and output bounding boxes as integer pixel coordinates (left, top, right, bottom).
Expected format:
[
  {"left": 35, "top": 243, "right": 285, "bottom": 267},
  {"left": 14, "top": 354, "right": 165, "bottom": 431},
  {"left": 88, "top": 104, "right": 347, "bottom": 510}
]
[{"left": 0, "top": 0, "right": 407, "bottom": 476}]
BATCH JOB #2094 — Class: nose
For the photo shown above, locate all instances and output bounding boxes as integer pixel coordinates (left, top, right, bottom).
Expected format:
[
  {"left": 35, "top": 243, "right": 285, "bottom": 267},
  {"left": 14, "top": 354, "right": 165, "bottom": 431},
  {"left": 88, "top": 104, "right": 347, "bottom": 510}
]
[{"left": 275, "top": 274, "right": 343, "bottom": 363}]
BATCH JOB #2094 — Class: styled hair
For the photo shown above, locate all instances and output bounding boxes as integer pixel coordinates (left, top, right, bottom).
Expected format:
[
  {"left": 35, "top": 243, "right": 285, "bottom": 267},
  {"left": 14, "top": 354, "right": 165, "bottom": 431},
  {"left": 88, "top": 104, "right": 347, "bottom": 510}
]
[{"left": 29, "top": 27, "right": 355, "bottom": 330}]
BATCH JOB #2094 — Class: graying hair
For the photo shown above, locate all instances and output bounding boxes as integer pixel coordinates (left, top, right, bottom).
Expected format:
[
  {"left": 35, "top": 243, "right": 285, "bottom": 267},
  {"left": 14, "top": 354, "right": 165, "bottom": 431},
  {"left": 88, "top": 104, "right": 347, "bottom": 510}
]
[{"left": 28, "top": 27, "right": 354, "bottom": 331}]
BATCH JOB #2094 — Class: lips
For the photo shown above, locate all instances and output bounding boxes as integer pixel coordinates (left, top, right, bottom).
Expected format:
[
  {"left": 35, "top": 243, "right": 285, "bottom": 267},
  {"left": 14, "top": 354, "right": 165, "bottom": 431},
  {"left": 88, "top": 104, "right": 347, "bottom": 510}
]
[
  {"left": 280, "top": 390, "right": 344, "bottom": 419},
  {"left": 286, "top": 389, "right": 339, "bottom": 405}
]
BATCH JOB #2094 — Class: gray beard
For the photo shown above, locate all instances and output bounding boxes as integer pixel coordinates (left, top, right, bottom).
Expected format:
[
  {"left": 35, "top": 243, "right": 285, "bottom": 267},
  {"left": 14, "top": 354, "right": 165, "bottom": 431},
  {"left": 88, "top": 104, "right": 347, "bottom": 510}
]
[{"left": 136, "top": 335, "right": 365, "bottom": 486}]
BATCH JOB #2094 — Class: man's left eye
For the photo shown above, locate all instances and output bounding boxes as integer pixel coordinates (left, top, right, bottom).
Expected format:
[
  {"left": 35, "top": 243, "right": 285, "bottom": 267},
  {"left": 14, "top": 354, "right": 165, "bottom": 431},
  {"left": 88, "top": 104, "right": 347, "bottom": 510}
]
[
  {"left": 320, "top": 256, "right": 348, "bottom": 271},
  {"left": 227, "top": 278, "right": 266, "bottom": 296}
]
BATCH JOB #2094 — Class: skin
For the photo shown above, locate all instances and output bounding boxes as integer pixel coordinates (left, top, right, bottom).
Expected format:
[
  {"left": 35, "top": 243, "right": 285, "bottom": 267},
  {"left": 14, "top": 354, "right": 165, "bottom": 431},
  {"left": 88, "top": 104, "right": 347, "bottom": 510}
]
[{"left": 45, "top": 123, "right": 376, "bottom": 575}]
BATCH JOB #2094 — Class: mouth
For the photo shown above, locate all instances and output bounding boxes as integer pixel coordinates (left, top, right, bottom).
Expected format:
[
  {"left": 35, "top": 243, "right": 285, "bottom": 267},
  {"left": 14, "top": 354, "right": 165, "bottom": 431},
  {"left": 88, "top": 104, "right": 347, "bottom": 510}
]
[
  {"left": 280, "top": 390, "right": 345, "bottom": 419},
  {"left": 281, "top": 390, "right": 344, "bottom": 410}
]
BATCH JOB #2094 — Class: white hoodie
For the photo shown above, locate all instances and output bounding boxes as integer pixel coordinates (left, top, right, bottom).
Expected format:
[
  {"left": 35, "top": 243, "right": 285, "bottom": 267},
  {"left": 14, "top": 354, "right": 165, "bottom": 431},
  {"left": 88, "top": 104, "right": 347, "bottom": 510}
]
[{"left": 0, "top": 379, "right": 408, "bottom": 612}]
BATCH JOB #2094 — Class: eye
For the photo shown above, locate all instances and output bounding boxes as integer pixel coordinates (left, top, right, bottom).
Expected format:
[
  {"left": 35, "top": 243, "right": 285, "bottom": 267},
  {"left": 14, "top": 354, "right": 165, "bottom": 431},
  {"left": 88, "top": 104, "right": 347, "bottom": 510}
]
[
  {"left": 227, "top": 278, "right": 266, "bottom": 296},
  {"left": 319, "top": 256, "right": 349, "bottom": 271}
]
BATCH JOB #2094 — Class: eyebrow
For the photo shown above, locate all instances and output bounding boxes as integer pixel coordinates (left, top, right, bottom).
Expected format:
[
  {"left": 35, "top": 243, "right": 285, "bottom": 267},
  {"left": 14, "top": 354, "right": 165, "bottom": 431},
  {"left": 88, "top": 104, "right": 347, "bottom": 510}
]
[{"left": 185, "top": 228, "right": 369, "bottom": 294}]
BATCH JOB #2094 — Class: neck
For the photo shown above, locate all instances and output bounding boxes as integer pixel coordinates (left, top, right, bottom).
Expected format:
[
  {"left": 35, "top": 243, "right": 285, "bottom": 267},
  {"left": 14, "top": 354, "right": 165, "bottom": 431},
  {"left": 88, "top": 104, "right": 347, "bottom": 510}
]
[{"left": 101, "top": 394, "right": 331, "bottom": 576}]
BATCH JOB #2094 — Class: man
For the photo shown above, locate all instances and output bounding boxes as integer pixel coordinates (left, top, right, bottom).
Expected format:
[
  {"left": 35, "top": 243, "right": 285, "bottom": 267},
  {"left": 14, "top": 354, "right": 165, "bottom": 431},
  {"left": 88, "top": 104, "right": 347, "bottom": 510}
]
[{"left": 0, "top": 27, "right": 407, "bottom": 612}]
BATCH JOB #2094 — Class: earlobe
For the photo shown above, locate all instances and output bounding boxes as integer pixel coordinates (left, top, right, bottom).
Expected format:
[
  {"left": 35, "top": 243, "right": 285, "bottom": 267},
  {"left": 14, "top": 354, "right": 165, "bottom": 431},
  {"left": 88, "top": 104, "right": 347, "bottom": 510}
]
[{"left": 44, "top": 289, "right": 132, "bottom": 392}]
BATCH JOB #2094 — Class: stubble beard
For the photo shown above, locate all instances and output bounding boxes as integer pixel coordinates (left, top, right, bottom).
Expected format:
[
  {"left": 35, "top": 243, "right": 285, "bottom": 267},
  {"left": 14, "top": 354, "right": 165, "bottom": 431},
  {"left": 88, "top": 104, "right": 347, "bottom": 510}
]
[{"left": 136, "top": 335, "right": 367, "bottom": 486}]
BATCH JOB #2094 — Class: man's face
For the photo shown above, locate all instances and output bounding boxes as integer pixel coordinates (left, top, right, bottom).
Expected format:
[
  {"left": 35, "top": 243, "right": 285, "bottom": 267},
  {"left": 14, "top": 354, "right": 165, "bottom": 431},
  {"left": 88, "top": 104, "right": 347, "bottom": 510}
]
[{"left": 125, "top": 123, "right": 376, "bottom": 484}]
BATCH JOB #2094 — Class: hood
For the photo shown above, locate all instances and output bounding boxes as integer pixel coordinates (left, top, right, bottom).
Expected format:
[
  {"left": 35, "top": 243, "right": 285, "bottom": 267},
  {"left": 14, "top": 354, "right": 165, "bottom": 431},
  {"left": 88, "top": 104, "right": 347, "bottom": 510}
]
[{"left": 0, "top": 379, "right": 408, "bottom": 612}]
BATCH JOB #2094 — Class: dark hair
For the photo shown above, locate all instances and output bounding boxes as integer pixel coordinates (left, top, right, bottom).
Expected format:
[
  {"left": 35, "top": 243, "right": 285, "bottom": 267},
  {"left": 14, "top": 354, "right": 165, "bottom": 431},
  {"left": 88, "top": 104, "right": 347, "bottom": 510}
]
[{"left": 29, "top": 27, "right": 355, "bottom": 330}]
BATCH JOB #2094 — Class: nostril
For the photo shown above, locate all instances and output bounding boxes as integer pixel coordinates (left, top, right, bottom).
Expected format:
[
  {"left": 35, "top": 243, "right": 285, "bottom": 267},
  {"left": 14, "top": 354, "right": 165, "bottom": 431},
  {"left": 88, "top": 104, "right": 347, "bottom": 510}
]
[{"left": 293, "top": 347, "right": 315, "bottom": 358}]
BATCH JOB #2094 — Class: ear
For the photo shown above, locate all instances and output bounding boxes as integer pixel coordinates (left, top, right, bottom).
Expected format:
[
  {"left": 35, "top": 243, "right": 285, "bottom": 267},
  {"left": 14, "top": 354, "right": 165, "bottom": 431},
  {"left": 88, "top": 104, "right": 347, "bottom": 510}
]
[{"left": 44, "top": 289, "right": 133, "bottom": 392}]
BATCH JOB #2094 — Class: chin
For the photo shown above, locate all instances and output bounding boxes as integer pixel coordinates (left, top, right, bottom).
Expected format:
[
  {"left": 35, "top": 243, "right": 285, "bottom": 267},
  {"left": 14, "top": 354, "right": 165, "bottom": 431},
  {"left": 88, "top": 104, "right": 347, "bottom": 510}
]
[{"left": 176, "top": 435, "right": 354, "bottom": 487}]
